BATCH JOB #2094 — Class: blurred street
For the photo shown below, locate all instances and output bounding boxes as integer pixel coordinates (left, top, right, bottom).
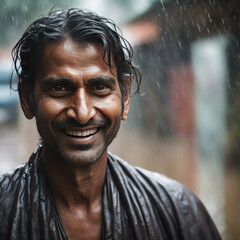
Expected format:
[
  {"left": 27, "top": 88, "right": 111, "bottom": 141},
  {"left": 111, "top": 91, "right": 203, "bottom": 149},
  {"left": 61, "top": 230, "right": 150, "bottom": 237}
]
[{"left": 0, "top": 124, "right": 19, "bottom": 174}]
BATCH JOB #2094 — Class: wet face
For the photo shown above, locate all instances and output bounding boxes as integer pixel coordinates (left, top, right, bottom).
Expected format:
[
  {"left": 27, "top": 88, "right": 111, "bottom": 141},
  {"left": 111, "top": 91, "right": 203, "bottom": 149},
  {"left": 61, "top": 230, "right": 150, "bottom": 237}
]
[{"left": 19, "top": 39, "right": 130, "bottom": 166}]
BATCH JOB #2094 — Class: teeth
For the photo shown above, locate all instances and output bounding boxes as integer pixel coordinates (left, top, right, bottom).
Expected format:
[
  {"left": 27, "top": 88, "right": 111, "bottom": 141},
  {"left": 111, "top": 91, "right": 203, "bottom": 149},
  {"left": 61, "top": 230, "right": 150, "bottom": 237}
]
[{"left": 65, "top": 128, "right": 98, "bottom": 137}]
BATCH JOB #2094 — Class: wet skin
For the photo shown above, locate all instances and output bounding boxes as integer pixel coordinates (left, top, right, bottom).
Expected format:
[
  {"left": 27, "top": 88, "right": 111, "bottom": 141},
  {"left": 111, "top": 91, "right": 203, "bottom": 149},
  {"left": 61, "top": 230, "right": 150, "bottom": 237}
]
[{"left": 19, "top": 39, "right": 130, "bottom": 240}]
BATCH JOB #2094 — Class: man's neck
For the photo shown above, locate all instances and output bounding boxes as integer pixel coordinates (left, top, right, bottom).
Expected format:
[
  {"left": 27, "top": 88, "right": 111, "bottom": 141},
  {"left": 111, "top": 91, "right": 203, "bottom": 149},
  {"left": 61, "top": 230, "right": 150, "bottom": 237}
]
[
  {"left": 40, "top": 149, "right": 107, "bottom": 209},
  {"left": 40, "top": 148, "right": 106, "bottom": 240}
]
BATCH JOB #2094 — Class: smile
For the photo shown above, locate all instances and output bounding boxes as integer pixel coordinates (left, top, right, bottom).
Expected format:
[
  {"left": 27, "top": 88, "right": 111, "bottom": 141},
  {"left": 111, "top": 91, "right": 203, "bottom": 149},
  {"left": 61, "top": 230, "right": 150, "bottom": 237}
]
[{"left": 65, "top": 128, "right": 98, "bottom": 137}]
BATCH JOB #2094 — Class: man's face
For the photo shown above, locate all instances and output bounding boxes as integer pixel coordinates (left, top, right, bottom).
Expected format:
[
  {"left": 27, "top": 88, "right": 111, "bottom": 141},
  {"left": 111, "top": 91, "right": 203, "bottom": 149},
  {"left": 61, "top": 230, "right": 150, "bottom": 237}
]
[{"left": 20, "top": 39, "right": 130, "bottom": 166}]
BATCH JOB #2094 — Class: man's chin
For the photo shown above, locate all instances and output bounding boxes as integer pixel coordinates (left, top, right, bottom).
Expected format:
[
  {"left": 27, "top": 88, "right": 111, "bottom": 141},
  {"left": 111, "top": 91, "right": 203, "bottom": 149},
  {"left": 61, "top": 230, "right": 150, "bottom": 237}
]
[{"left": 56, "top": 148, "right": 107, "bottom": 167}]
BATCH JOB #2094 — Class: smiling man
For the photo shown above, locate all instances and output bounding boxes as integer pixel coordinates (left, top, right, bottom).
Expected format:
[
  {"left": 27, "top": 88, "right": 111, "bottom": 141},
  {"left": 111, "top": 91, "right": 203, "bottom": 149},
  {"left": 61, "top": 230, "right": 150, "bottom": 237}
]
[
  {"left": 0, "top": 8, "right": 221, "bottom": 240},
  {"left": 29, "top": 40, "right": 125, "bottom": 167}
]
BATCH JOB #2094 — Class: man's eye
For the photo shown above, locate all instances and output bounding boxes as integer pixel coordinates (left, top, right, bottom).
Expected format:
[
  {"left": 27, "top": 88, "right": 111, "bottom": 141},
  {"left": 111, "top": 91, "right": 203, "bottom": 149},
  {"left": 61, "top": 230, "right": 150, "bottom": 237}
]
[
  {"left": 51, "top": 85, "right": 67, "bottom": 91},
  {"left": 94, "top": 83, "right": 107, "bottom": 91},
  {"left": 91, "top": 82, "right": 111, "bottom": 96},
  {"left": 48, "top": 84, "right": 71, "bottom": 97}
]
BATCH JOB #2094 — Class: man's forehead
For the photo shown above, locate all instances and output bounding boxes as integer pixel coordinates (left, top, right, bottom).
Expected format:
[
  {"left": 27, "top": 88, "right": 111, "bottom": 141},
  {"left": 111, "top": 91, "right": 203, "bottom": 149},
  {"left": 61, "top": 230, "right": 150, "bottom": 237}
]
[
  {"left": 42, "top": 39, "right": 99, "bottom": 57},
  {"left": 40, "top": 38, "right": 115, "bottom": 68},
  {"left": 36, "top": 38, "right": 118, "bottom": 82}
]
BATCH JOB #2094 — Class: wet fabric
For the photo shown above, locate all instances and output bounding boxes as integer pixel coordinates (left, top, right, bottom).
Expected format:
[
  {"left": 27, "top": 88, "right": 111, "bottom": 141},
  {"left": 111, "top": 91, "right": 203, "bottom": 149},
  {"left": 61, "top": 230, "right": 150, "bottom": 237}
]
[{"left": 0, "top": 147, "right": 222, "bottom": 239}]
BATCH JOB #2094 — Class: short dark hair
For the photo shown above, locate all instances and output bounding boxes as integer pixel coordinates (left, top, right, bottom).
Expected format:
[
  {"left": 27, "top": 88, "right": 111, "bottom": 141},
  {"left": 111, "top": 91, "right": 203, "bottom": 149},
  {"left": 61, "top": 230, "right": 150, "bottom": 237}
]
[{"left": 12, "top": 8, "right": 141, "bottom": 95}]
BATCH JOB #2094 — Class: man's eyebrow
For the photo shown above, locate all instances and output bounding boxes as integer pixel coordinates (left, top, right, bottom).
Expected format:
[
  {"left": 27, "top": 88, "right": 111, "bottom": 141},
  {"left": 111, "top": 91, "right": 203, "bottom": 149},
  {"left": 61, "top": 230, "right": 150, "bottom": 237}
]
[
  {"left": 89, "top": 76, "right": 116, "bottom": 85},
  {"left": 42, "top": 77, "right": 72, "bottom": 85}
]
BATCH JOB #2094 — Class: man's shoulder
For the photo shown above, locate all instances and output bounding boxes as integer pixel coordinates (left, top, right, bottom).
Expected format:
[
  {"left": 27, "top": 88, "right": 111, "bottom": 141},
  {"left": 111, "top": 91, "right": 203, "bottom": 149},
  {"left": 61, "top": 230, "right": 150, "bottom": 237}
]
[
  {"left": 0, "top": 162, "right": 29, "bottom": 197},
  {"left": 107, "top": 152, "right": 209, "bottom": 221},
  {"left": 0, "top": 149, "right": 39, "bottom": 197},
  {"left": 107, "top": 153, "right": 222, "bottom": 239},
  {"left": 108, "top": 152, "right": 192, "bottom": 197},
  {"left": 0, "top": 162, "right": 30, "bottom": 230}
]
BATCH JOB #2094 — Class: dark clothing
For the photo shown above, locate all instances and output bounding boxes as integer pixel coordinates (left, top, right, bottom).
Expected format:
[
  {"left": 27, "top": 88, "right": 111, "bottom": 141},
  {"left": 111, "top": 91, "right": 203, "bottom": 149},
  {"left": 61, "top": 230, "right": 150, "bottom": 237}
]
[{"left": 0, "top": 148, "right": 221, "bottom": 239}]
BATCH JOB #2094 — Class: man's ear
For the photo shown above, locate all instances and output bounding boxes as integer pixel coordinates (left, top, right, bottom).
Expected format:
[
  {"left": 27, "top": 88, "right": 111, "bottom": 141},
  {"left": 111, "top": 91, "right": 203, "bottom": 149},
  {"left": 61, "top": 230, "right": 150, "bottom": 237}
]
[
  {"left": 18, "top": 83, "right": 35, "bottom": 119},
  {"left": 121, "top": 75, "right": 130, "bottom": 121}
]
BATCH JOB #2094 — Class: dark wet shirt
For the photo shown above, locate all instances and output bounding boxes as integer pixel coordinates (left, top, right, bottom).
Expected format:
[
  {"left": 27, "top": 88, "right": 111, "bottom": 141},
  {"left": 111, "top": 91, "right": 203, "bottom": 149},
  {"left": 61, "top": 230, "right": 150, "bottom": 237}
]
[{"left": 0, "top": 147, "right": 222, "bottom": 239}]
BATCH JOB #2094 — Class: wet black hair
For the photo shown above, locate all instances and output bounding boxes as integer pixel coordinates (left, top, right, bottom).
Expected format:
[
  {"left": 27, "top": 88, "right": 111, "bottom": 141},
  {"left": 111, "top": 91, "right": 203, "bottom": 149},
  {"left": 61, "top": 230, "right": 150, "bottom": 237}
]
[{"left": 11, "top": 8, "right": 141, "bottom": 96}]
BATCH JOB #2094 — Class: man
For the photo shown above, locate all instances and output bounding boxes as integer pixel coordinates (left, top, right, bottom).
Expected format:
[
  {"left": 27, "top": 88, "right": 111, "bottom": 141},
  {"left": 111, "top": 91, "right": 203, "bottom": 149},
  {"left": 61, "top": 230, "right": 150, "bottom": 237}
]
[{"left": 0, "top": 8, "right": 221, "bottom": 240}]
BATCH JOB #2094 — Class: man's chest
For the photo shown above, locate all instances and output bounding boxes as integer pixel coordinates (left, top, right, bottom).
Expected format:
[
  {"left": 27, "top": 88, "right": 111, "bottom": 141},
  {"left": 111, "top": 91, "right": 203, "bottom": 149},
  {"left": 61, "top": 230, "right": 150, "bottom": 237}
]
[{"left": 59, "top": 206, "right": 102, "bottom": 240}]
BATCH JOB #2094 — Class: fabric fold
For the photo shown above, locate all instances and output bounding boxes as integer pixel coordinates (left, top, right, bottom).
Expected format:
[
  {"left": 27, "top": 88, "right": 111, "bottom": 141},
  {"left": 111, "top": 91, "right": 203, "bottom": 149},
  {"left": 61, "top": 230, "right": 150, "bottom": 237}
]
[{"left": 0, "top": 148, "right": 222, "bottom": 240}]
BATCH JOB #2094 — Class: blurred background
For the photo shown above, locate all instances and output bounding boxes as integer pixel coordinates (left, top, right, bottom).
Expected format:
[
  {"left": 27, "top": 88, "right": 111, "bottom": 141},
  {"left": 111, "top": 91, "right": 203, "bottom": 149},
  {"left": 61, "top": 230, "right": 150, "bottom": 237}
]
[{"left": 0, "top": 0, "right": 239, "bottom": 239}]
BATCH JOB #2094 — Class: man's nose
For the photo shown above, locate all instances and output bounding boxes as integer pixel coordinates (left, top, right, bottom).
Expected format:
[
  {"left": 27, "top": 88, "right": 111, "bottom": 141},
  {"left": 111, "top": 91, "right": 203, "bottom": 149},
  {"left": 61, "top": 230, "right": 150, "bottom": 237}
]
[{"left": 67, "top": 88, "right": 96, "bottom": 124}]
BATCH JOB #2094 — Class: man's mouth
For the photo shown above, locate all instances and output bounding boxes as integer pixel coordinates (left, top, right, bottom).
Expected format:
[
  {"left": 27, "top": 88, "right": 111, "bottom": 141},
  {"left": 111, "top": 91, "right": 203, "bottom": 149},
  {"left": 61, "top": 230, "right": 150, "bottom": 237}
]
[{"left": 65, "top": 128, "right": 98, "bottom": 137}]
